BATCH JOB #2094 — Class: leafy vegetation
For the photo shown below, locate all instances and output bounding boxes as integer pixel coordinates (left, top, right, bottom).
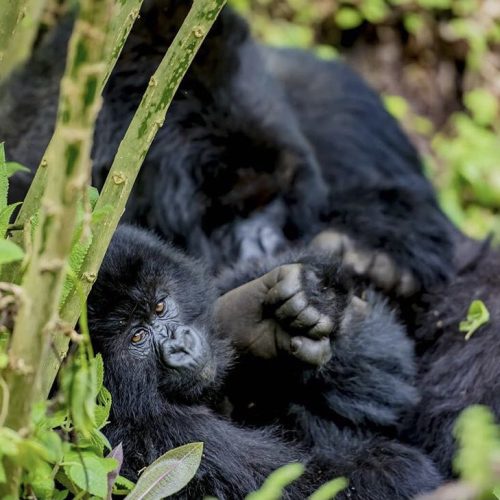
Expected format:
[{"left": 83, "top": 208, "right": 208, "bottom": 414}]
[{"left": 454, "top": 405, "right": 500, "bottom": 499}]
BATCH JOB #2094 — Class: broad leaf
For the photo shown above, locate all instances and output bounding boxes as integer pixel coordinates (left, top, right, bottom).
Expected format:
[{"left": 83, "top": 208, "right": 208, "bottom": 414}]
[
  {"left": 126, "top": 442, "right": 203, "bottom": 500},
  {"left": 5, "top": 161, "right": 30, "bottom": 177},
  {"left": 0, "top": 239, "right": 24, "bottom": 265},
  {"left": 64, "top": 451, "right": 118, "bottom": 498}
]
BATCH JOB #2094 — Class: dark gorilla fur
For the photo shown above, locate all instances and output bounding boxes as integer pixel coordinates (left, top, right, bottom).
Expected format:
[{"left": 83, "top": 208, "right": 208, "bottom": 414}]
[
  {"left": 401, "top": 237, "right": 500, "bottom": 476},
  {"left": 88, "top": 225, "right": 442, "bottom": 499},
  {"left": 1, "top": 1, "right": 453, "bottom": 289}
]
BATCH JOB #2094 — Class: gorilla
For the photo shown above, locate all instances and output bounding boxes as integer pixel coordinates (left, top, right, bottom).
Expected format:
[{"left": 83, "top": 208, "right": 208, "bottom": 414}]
[
  {"left": 401, "top": 237, "right": 500, "bottom": 477},
  {"left": 3, "top": 0, "right": 497, "bottom": 487},
  {"left": 87, "top": 224, "right": 442, "bottom": 499},
  {"left": 0, "top": 1, "right": 454, "bottom": 292}
]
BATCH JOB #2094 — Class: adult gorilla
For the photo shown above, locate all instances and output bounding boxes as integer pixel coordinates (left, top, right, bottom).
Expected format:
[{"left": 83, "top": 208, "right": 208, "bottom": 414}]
[{"left": 1, "top": 1, "right": 454, "bottom": 292}]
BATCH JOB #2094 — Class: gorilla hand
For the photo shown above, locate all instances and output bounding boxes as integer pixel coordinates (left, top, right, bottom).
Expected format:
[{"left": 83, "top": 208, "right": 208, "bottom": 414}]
[
  {"left": 214, "top": 264, "right": 335, "bottom": 366},
  {"left": 309, "top": 229, "right": 419, "bottom": 297}
]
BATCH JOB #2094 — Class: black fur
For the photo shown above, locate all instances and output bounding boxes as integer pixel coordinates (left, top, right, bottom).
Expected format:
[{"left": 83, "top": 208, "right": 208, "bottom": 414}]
[
  {"left": 1, "top": 2, "right": 454, "bottom": 289},
  {"left": 88, "top": 225, "right": 441, "bottom": 499},
  {"left": 402, "top": 235, "right": 500, "bottom": 476}
]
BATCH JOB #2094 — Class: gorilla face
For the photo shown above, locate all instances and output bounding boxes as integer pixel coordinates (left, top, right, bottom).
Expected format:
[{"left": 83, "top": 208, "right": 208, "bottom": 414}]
[
  {"left": 120, "top": 293, "right": 217, "bottom": 397},
  {"left": 88, "top": 226, "right": 231, "bottom": 406}
]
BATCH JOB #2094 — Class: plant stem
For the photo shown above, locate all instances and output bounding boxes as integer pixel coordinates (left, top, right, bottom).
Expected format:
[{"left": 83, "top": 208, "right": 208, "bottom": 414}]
[
  {"left": 0, "top": 0, "right": 48, "bottom": 80},
  {"left": 43, "top": 0, "right": 227, "bottom": 395},
  {"left": 3, "top": 0, "right": 144, "bottom": 282},
  {"left": 0, "top": 0, "right": 113, "bottom": 494},
  {"left": 0, "top": 0, "right": 26, "bottom": 78}
]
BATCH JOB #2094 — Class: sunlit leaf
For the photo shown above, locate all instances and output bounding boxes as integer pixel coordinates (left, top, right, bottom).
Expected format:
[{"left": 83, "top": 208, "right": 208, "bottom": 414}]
[
  {"left": 459, "top": 300, "right": 490, "bottom": 340},
  {"left": 309, "top": 477, "right": 348, "bottom": 500},
  {"left": 64, "top": 451, "right": 118, "bottom": 498},
  {"left": 0, "top": 239, "right": 24, "bottom": 265},
  {"left": 246, "top": 463, "right": 304, "bottom": 500},
  {"left": 126, "top": 442, "right": 203, "bottom": 500}
]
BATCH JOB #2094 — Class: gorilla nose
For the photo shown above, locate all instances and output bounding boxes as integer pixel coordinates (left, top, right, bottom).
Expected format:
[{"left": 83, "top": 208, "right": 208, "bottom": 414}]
[{"left": 160, "top": 327, "right": 203, "bottom": 369}]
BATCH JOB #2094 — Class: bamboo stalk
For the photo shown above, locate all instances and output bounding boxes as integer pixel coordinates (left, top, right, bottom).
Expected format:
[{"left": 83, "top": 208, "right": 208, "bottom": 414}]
[
  {"left": 41, "top": 0, "right": 227, "bottom": 396},
  {"left": 0, "top": 0, "right": 113, "bottom": 494}
]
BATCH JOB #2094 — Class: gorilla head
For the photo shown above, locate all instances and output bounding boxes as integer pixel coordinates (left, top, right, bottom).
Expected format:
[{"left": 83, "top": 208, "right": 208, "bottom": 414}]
[{"left": 87, "top": 226, "right": 232, "bottom": 412}]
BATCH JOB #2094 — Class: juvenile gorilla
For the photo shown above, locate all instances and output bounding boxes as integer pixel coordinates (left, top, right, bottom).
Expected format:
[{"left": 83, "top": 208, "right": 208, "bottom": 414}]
[
  {"left": 1, "top": 1, "right": 454, "bottom": 291},
  {"left": 87, "top": 225, "right": 441, "bottom": 499}
]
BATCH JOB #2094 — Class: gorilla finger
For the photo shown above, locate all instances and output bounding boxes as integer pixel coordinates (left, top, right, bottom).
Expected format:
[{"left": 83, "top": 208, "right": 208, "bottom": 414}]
[
  {"left": 265, "top": 265, "right": 302, "bottom": 305},
  {"left": 396, "top": 270, "right": 420, "bottom": 297},
  {"left": 343, "top": 247, "right": 374, "bottom": 275},
  {"left": 368, "top": 252, "right": 398, "bottom": 291},
  {"left": 308, "top": 314, "right": 334, "bottom": 338},
  {"left": 309, "top": 230, "right": 347, "bottom": 255},
  {"left": 275, "top": 291, "right": 308, "bottom": 322},
  {"left": 289, "top": 305, "right": 321, "bottom": 330},
  {"left": 290, "top": 336, "right": 332, "bottom": 366}
]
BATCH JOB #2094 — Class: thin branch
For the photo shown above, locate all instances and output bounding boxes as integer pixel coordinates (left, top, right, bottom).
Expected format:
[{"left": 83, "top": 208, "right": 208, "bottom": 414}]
[
  {"left": 0, "top": 0, "right": 48, "bottom": 80},
  {"left": 0, "top": 0, "right": 113, "bottom": 494},
  {"left": 43, "top": 0, "right": 228, "bottom": 395},
  {"left": 3, "top": 0, "right": 145, "bottom": 282},
  {"left": 0, "top": 0, "right": 27, "bottom": 78}
]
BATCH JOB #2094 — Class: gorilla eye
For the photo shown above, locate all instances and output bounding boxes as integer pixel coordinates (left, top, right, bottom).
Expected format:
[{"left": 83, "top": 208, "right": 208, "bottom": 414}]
[
  {"left": 155, "top": 299, "right": 167, "bottom": 316},
  {"left": 131, "top": 330, "right": 147, "bottom": 344}
]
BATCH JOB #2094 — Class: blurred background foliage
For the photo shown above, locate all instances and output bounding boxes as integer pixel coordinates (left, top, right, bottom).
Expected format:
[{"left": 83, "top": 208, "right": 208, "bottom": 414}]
[{"left": 230, "top": 0, "right": 500, "bottom": 241}]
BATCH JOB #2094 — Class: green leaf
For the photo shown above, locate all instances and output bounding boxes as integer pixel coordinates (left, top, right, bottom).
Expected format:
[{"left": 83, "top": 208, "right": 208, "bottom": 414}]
[
  {"left": 114, "top": 474, "right": 135, "bottom": 495},
  {"left": 0, "top": 239, "right": 24, "bottom": 265},
  {"left": 309, "top": 477, "right": 348, "bottom": 500},
  {"left": 125, "top": 442, "right": 204, "bottom": 500},
  {"left": 384, "top": 95, "right": 409, "bottom": 120},
  {"left": 464, "top": 89, "right": 499, "bottom": 127},
  {"left": 246, "top": 463, "right": 305, "bottom": 500},
  {"left": 5, "top": 162, "right": 30, "bottom": 177},
  {"left": 36, "top": 429, "right": 64, "bottom": 463},
  {"left": 459, "top": 300, "right": 490, "bottom": 340},
  {"left": 453, "top": 405, "right": 500, "bottom": 489},
  {"left": 64, "top": 451, "right": 118, "bottom": 498},
  {"left": 88, "top": 186, "right": 100, "bottom": 209},
  {"left": 335, "top": 8, "right": 363, "bottom": 30},
  {"left": 0, "top": 202, "right": 21, "bottom": 238},
  {"left": 26, "top": 459, "right": 55, "bottom": 498}
]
